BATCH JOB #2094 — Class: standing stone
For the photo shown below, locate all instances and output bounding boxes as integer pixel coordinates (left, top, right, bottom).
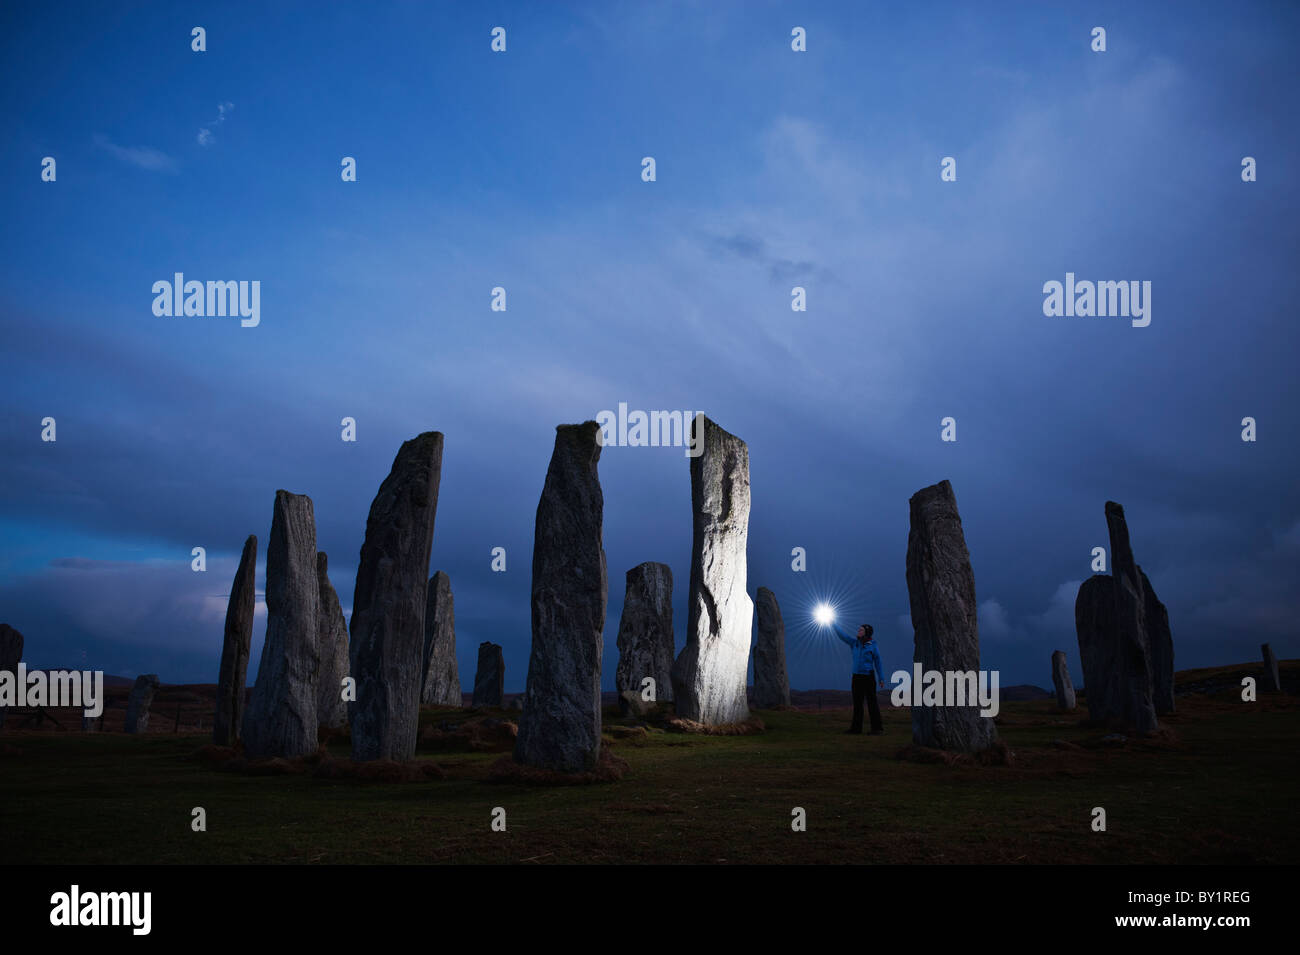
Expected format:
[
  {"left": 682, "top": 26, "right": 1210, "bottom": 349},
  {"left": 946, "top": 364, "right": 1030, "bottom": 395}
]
[
  {"left": 349, "top": 432, "right": 443, "bottom": 762},
  {"left": 420, "top": 571, "right": 460, "bottom": 706},
  {"left": 214, "top": 535, "right": 257, "bottom": 745},
  {"left": 516, "top": 422, "right": 607, "bottom": 773},
  {"left": 1075, "top": 574, "right": 1157, "bottom": 733},
  {"left": 1262, "top": 643, "right": 1282, "bottom": 692},
  {"left": 615, "top": 562, "right": 675, "bottom": 715},
  {"left": 242, "top": 491, "right": 320, "bottom": 759},
  {"left": 752, "top": 587, "right": 791, "bottom": 709},
  {"left": 124, "top": 674, "right": 160, "bottom": 734},
  {"left": 0, "top": 624, "right": 25, "bottom": 730},
  {"left": 905, "top": 480, "right": 997, "bottom": 752},
  {"left": 1139, "top": 567, "right": 1175, "bottom": 714},
  {"left": 315, "top": 552, "right": 350, "bottom": 730},
  {"left": 671, "top": 416, "right": 754, "bottom": 725},
  {"left": 1050, "top": 650, "right": 1076, "bottom": 711},
  {"left": 472, "top": 642, "right": 504, "bottom": 707}
]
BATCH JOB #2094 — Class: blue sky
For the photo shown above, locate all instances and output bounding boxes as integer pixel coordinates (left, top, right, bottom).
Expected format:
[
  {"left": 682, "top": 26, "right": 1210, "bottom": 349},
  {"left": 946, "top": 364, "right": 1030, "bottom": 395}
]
[{"left": 2, "top": 1, "right": 1298, "bottom": 692}]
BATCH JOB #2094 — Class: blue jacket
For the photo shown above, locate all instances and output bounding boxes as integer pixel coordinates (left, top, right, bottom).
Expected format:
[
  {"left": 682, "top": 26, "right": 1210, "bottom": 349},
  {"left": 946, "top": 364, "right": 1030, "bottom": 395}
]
[{"left": 831, "top": 624, "right": 884, "bottom": 680}]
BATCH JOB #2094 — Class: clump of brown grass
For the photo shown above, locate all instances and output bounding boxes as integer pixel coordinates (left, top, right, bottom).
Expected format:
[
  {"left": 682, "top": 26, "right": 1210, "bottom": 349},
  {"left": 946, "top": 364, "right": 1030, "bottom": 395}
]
[
  {"left": 602, "top": 725, "right": 649, "bottom": 740},
  {"left": 486, "top": 749, "right": 629, "bottom": 785},
  {"left": 894, "top": 740, "right": 1014, "bottom": 767},
  {"left": 419, "top": 717, "right": 517, "bottom": 752},
  {"left": 664, "top": 715, "right": 765, "bottom": 736}
]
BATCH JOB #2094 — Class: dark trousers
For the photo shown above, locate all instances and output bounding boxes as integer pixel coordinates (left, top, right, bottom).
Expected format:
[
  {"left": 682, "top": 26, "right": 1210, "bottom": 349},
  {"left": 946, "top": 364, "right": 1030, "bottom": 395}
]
[{"left": 850, "top": 673, "right": 883, "bottom": 733}]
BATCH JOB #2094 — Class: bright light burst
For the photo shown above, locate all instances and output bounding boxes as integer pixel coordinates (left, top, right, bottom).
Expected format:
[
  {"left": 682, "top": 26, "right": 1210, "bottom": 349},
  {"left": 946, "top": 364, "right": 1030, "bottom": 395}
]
[{"left": 813, "top": 602, "right": 836, "bottom": 626}]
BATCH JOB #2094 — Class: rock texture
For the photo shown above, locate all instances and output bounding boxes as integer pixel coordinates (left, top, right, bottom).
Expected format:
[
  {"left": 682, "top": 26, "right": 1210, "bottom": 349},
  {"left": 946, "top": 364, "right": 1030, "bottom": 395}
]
[
  {"left": 214, "top": 535, "right": 257, "bottom": 745},
  {"left": 1074, "top": 502, "right": 1162, "bottom": 734},
  {"left": 614, "top": 562, "right": 675, "bottom": 715},
  {"left": 124, "top": 674, "right": 160, "bottom": 734},
  {"left": 1050, "top": 650, "right": 1076, "bottom": 711},
  {"left": 0, "top": 623, "right": 23, "bottom": 729},
  {"left": 315, "top": 552, "right": 350, "bottom": 730},
  {"left": 420, "top": 571, "right": 460, "bottom": 706},
  {"left": 1140, "top": 568, "right": 1175, "bottom": 714},
  {"left": 1262, "top": 643, "right": 1282, "bottom": 692},
  {"left": 242, "top": 490, "right": 320, "bottom": 759},
  {"left": 349, "top": 432, "right": 443, "bottom": 762},
  {"left": 473, "top": 642, "right": 504, "bottom": 707},
  {"left": 905, "top": 480, "right": 997, "bottom": 752},
  {"left": 752, "top": 587, "right": 791, "bottom": 708},
  {"left": 671, "top": 416, "right": 754, "bottom": 725},
  {"left": 515, "top": 422, "right": 607, "bottom": 773}
]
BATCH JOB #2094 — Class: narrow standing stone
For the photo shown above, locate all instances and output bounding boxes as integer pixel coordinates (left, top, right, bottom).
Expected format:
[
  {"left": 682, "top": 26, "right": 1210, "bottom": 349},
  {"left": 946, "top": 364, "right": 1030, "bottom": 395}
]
[
  {"left": 615, "top": 562, "right": 675, "bottom": 715},
  {"left": 671, "top": 416, "right": 754, "bottom": 725},
  {"left": 0, "top": 623, "right": 24, "bottom": 730},
  {"left": 1050, "top": 650, "right": 1076, "bottom": 711},
  {"left": 214, "top": 535, "right": 256, "bottom": 745},
  {"left": 316, "top": 552, "right": 350, "bottom": 730},
  {"left": 516, "top": 422, "right": 608, "bottom": 773},
  {"left": 1139, "top": 567, "right": 1175, "bottom": 714},
  {"left": 752, "top": 587, "right": 791, "bottom": 709},
  {"left": 420, "top": 571, "right": 461, "bottom": 706},
  {"left": 124, "top": 674, "right": 160, "bottom": 734},
  {"left": 1262, "top": 643, "right": 1282, "bottom": 692},
  {"left": 242, "top": 490, "right": 320, "bottom": 759},
  {"left": 472, "top": 642, "right": 504, "bottom": 707},
  {"left": 905, "top": 480, "right": 997, "bottom": 752},
  {"left": 349, "top": 432, "right": 443, "bottom": 762}
]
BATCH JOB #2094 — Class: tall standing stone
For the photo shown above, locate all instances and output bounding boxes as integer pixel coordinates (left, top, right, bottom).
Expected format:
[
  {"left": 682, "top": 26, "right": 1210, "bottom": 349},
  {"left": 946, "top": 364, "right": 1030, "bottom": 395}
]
[
  {"left": 1050, "top": 650, "right": 1076, "bottom": 711},
  {"left": 516, "top": 422, "right": 607, "bottom": 773},
  {"left": 316, "top": 552, "right": 350, "bottom": 730},
  {"left": 349, "top": 432, "right": 444, "bottom": 762},
  {"left": 124, "top": 674, "right": 160, "bottom": 734},
  {"left": 0, "top": 624, "right": 25, "bottom": 730},
  {"left": 242, "top": 490, "right": 320, "bottom": 759},
  {"left": 615, "top": 562, "right": 675, "bottom": 714},
  {"left": 905, "top": 480, "right": 998, "bottom": 752},
  {"left": 1075, "top": 575, "right": 1157, "bottom": 733},
  {"left": 752, "top": 587, "right": 791, "bottom": 709},
  {"left": 1139, "top": 567, "right": 1175, "bottom": 714},
  {"left": 1262, "top": 643, "right": 1282, "bottom": 692},
  {"left": 671, "top": 416, "right": 754, "bottom": 725},
  {"left": 214, "top": 536, "right": 256, "bottom": 745},
  {"left": 420, "top": 571, "right": 460, "bottom": 706},
  {"left": 472, "top": 642, "right": 504, "bottom": 707}
]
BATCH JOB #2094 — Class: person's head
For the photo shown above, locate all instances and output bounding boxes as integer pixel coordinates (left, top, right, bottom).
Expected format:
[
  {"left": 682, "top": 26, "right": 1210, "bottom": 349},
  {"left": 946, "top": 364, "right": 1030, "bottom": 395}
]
[{"left": 857, "top": 624, "right": 873, "bottom": 642}]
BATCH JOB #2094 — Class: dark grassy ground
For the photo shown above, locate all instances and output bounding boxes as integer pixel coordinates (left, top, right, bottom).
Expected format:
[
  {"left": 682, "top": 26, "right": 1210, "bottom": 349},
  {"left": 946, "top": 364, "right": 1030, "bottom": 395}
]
[{"left": 2, "top": 663, "right": 1296, "bottom": 864}]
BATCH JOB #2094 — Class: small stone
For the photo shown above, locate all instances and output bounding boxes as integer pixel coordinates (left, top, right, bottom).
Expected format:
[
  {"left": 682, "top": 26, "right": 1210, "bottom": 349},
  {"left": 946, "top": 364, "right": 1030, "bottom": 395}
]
[{"left": 124, "top": 674, "right": 160, "bottom": 734}]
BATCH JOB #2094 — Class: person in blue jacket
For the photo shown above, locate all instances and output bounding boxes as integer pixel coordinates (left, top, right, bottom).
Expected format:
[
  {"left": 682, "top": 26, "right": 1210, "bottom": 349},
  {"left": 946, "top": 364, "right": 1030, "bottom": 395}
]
[{"left": 830, "top": 622, "right": 885, "bottom": 734}]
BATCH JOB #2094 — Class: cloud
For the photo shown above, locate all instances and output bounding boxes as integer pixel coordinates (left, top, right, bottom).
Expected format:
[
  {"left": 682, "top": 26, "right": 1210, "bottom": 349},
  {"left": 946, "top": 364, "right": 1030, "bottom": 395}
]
[
  {"left": 196, "top": 101, "right": 234, "bottom": 147},
  {"left": 93, "top": 135, "right": 177, "bottom": 173}
]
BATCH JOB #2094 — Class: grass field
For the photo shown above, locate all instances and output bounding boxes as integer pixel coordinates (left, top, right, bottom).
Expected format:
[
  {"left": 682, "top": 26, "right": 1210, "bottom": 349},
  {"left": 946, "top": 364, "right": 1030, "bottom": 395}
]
[{"left": 2, "top": 664, "right": 1296, "bottom": 865}]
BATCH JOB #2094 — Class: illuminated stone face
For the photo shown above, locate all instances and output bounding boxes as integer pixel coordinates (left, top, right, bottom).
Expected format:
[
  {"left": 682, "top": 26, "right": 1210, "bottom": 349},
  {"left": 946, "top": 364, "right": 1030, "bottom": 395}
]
[{"left": 671, "top": 416, "right": 753, "bottom": 725}]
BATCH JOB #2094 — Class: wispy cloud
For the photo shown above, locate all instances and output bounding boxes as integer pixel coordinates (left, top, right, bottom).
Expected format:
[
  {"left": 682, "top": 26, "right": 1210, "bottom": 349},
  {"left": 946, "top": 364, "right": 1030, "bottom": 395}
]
[
  {"left": 196, "top": 101, "right": 234, "bottom": 146},
  {"left": 93, "top": 135, "right": 178, "bottom": 173}
]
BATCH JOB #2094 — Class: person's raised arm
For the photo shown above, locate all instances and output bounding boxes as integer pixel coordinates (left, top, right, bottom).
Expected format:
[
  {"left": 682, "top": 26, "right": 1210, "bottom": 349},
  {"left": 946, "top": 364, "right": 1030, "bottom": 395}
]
[{"left": 829, "top": 622, "right": 853, "bottom": 646}]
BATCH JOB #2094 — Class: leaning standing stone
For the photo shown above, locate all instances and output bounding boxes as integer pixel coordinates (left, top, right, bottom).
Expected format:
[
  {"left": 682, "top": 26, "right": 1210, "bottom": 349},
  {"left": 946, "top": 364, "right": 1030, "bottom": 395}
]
[
  {"left": 473, "top": 642, "right": 504, "bottom": 707},
  {"left": 124, "top": 674, "right": 160, "bottom": 734},
  {"left": 905, "top": 480, "right": 997, "bottom": 752},
  {"left": 242, "top": 490, "right": 320, "bottom": 759},
  {"left": 671, "top": 416, "right": 754, "bottom": 725},
  {"left": 1050, "top": 650, "right": 1076, "bottom": 711},
  {"left": 615, "top": 562, "right": 675, "bottom": 714},
  {"left": 214, "top": 535, "right": 257, "bottom": 745},
  {"left": 1262, "top": 643, "right": 1282, "bottom": 692},
  {"left": 349, "top": 432, "right": 444, "bottom": 762},
  {"left": 316, "top": 552, "right": 350, "bottom": 730},
  {"left": 420, "top": 571, "right": 461, "bottom": 706},
  {"left": 752, "top": 587, "right": 791, "bottom": 709},
  {"left": 516, "top": 422, "right": 607, "bottom": 773}
]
